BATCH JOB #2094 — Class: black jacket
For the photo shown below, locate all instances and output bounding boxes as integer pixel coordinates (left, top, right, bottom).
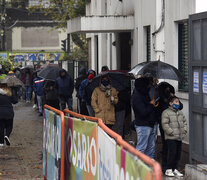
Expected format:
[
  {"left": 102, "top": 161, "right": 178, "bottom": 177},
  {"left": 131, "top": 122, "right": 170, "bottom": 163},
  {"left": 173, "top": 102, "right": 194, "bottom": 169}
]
[
  {"left": 132, "top": 78, "right": 156, "bottom": 127},
  {"left": 0, "top": 88, "right": 18, "bottom": 119}
]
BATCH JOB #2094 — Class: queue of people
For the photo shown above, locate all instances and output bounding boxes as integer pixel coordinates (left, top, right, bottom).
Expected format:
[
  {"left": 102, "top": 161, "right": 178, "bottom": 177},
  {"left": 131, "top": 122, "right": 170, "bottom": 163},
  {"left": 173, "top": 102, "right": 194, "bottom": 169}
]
[{"left": 0, "top": 64, "right": 187, "bottom": 177}]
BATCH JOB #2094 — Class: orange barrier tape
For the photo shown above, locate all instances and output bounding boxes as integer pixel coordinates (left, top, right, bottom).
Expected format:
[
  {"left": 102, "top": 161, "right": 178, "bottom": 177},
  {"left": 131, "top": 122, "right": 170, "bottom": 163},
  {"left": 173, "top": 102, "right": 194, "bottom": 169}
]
[
  {"left": 44, "top": 105, "right": 65, "bottom": 180},
  {"left": 64, "top": 109, "right": 162, "bottom": 180}
]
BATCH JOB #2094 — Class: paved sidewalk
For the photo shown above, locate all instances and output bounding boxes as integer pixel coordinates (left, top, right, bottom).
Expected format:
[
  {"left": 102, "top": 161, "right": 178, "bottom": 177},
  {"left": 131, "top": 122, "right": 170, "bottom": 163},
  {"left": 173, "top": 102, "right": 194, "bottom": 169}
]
[{"left": 0, "top": 101, "right": 43, "bottom": 180}]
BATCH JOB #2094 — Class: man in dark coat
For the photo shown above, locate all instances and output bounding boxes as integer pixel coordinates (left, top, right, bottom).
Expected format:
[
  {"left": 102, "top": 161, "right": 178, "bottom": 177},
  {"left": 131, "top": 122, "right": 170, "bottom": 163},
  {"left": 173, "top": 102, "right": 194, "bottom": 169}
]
[
  {"left": 132, "top": 77, "right": 156, "bottom": 159},
  {"left": 75, "top": 67, "right": 87, "bottom": 113},
  {"left": 55, "top": 69, "right": 74, "bottom": 110},
  {"left": 0, "top": 84, "right": 18, "bottom": 146}
]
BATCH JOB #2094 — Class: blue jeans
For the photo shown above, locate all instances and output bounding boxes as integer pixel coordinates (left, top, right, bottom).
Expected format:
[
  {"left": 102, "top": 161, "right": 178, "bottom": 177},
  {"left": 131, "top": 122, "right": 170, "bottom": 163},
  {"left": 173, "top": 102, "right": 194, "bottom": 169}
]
[
  {"left": 135, "top": 125, "right": 156, "bottom": 159},
  {"left": 25, "top": 85, "right": 32, "bottom": 101},
  {"left": 37, "top": 95, "right": 43, "bottom": 113},
  {"left": 59, "top": 97, "right": 73, "bottom": 111}
]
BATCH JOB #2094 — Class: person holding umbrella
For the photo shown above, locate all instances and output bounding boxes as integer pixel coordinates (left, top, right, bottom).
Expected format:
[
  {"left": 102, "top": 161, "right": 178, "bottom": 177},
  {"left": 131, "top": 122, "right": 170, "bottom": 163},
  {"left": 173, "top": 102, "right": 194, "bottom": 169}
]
[
  {"left": 91, "top": 74, "right": 118, "bottom": 129},
  {"left": 132, "top": 77, "right": 157, "bottom": 159},
  {"left": 55, "top": 69, "right": 74, "bottom": 110}
]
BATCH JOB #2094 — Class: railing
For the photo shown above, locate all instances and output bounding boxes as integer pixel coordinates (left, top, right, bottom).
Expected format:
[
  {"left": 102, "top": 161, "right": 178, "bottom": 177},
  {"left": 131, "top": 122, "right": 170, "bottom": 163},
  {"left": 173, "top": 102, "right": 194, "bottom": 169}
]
[{"left": 43, "top": 105, "right": 162, "bottom": 180}]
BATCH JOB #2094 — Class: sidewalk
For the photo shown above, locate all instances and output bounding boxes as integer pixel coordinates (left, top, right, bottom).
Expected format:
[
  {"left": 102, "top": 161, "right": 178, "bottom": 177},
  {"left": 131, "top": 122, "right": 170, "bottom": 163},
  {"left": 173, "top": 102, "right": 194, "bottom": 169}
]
[{"left": 0, "top": 101, "right": 43, "bottom": 180}]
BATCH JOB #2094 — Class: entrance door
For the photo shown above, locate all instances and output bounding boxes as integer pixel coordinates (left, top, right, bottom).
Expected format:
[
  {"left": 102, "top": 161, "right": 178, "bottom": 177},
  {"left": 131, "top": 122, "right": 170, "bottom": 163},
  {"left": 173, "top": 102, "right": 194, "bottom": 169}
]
[
  {"left": 189, "top": 12, "right": 207, "bottom": 163},
  {"left": 119, "top": 32, "right": 131, "bottom": 70}
]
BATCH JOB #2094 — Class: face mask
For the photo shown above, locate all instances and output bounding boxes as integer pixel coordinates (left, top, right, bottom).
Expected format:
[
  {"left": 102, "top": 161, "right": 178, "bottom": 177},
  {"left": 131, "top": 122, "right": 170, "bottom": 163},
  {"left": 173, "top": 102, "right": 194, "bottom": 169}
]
[
  {"left": 172, "top": 104, "right": 180, "bottom": 110},
  {"left": 88, "top": 74, "right": 95, "bottom": 80},
  {"left": 102, "top": 80, "right": 109, "bottom": 86}
]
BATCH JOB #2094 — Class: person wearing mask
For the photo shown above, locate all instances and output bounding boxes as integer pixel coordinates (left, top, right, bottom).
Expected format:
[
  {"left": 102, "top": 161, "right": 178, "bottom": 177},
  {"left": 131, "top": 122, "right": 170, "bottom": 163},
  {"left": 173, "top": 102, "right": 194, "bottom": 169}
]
[
  {"left": 157, "top": 82, "right": 183, "bottom": 172},
  {"left": 132, "top": 77, "right": 156, "bottom": 159},
  {"left": 21, "top": 68, "right": 33, "bottom": 103},
  {"left": 0, "top": 84, "right": 18, "bottom": 146},
  {"left": 55, "top": 69, "right": 74, "bottom": 110},
  {"left": 162, "top": 96, "right": 187, "bottom": 177},
  {"left": 79, "top": 70, "right": 96, "bottom": 115},
  {"left": 91, "top": 75, "right": 118, "bottom": 129},
  {"left": 75, "top": 67, "right": 87, "bottom": 113}
]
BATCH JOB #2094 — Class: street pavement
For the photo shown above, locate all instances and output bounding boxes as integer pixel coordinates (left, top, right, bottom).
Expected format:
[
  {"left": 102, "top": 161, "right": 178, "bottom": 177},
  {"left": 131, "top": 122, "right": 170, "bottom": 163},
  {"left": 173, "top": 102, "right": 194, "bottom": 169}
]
[{"left": 0, "top": 101, "right": 43, "bottom": 180}]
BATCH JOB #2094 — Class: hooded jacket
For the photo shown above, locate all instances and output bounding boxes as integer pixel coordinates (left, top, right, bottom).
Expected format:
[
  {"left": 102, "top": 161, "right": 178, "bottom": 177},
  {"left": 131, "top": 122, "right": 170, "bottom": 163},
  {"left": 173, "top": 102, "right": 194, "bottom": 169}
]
[
  {"left": 55, "top": 69, "right": 74, "bottom": 98},
  {"left": 0, "top": 87, "right": 18, "bottom": 119},
  {"left": 33, "top": 77, "right": 44, "bottom": 96},
  {"left": 132, "top": 78, "right": 156, "bottom": 127},
  {"left": 75, "top": 67, "right": 87, "bottom": 97}
]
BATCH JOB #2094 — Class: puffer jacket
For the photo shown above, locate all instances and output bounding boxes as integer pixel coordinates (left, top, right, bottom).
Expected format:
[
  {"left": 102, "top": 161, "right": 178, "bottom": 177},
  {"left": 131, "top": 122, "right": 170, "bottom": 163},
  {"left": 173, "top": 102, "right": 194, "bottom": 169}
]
[
  {"left": 161, "top": 107, "right": 187, "bottom": 141},
  {"left": 91, "top": 86, "right": 118, "bottom": 125}
]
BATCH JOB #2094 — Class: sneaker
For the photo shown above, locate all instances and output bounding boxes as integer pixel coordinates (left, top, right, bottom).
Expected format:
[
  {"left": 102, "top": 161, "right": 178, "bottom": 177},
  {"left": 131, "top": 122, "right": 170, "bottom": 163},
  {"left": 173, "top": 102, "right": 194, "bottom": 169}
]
[
  {"left": 4, "top": 136, "right": 10, "bottom": 146},
  {"left": 33, "top": 104, "right": 37, "bottom": 109},
  {"left": 165, "top": 169, "right": 175, "bottom": 177},
  {"left": 0, "top": 144, "right": 4, "bottom": 147},
  {"left": 174, "top": 169, "right": 183, "bottom": 177}
]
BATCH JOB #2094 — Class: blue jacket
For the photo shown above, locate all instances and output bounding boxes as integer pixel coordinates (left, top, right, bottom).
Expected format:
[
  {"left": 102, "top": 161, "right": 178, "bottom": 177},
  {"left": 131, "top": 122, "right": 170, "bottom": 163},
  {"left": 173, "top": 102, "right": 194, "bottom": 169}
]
[
  {"left": 132, "top": 78, "right": 156, "bottom": 128},
  {"left": 79, "top": 78, "right": 88, "bottom": 102},
  {"left": 55, "top": 69, "right": 74, "bottom": 98},
  {"left": 33, "top": 77, "right": 44, "bottom": 96}
]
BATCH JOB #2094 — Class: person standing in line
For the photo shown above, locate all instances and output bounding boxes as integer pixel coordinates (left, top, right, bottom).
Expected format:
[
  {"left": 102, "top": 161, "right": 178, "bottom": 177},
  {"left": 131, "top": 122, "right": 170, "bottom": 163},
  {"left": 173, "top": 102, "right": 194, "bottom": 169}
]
[
  {"left": 55, "top": 69, "right": 74, "bottom": 111},
  {"left": 132, "top": 77, "right": 156, "bottom": 159},
  {"left": 21, "top": 68, "right": 33, "bottom": 103},
  {"left": 33, "top": 77, "right": 44, "bottom": 116},
  {"left": 91, "top": 75, "right": 118, "bottom": 129},
  {"left": 43, "top": 80, "right": 60, "bottom": 110},
  {"left": 75, "top": 67, "right": 87, "bottom": 113},
  {"left": 157, "top": 82, "right": 183, "bottom": 172},
  {"left": 162, "top": 96, "right": 187, "bottom": 177},
  {"left": 0, "top": 84, "right": 18, "bottom": 146},
  {"left": 79, "top": 69, "right": 96, "bottom": 115}
]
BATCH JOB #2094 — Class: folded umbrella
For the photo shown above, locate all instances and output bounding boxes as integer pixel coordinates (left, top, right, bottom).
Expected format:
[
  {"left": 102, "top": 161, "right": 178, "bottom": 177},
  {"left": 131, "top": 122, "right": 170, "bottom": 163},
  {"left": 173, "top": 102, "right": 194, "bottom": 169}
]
[
  {"left": 87, "top": 72, "right": 131, "bottom": 93},
  {"left": 0, "top": 75, "right": 24, "bottom": 87},
  {"left": 38, "top": 66, "right": 61, "bottom": 81}
]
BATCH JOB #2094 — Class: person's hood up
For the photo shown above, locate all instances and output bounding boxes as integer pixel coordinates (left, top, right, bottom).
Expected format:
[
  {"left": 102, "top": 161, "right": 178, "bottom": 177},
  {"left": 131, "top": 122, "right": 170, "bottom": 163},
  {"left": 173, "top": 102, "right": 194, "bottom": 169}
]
[
  {"left": 135, "top": 77, "right": 151, "bottom": 95},
  {"left": 59, "top": 69, "right": 67, "bottom": 77},
  {"left": 79, "top": 67, "right": 86, "bottom": 76},
  {"left": 87, "top": 69, "right": 96, "bottom": 76}
]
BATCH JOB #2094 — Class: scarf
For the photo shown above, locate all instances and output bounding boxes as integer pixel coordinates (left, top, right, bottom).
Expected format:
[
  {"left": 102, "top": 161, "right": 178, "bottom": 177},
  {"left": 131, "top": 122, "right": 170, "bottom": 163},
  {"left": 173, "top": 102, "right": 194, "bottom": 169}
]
[{"left": 99, "top": 84, "right": 111, "bottom": 97}]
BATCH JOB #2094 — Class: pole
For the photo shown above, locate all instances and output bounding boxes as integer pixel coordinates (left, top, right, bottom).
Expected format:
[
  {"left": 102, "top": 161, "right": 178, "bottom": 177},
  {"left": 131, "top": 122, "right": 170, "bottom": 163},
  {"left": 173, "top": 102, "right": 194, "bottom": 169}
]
[
  {"left": 67, "top": 33, "right": 70, "bottom": 53},
  {"left": 1, "top": 0, "right": 6, "bottom": 51}
]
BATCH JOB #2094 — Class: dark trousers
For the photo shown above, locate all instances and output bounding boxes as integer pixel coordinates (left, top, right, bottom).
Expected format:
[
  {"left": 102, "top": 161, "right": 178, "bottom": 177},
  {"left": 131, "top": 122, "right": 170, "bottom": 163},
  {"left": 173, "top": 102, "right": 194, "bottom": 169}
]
[
  {"left": 159, "top": 124, "right": 168, "bottom": 172},
  {"left": 0, "top": 118, "right": 13, "bottom": 144},
  {"left": 166, "top": 140, "right": 182, "bottom": 170}
]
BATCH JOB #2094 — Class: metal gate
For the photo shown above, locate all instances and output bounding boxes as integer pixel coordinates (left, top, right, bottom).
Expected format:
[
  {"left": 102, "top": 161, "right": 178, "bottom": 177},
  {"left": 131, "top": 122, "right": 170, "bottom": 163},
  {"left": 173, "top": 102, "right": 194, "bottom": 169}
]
[{"left": 189, "top": 12, "right": 207, "bottom": 163}]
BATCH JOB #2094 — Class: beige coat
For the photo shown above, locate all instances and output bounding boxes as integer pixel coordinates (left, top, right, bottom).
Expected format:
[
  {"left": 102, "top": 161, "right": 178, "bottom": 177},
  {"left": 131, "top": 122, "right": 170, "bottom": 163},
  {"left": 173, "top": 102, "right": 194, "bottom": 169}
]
[
  {"left": 162, "top": 107, "right": 187, "bottom": 141},
  {"left": 91, "top": 86, "right": 118, "bottom": 125}
]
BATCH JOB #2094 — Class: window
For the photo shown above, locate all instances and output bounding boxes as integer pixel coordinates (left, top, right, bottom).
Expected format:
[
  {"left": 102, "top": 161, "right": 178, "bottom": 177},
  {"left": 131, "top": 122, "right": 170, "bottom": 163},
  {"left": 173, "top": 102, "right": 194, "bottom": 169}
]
[{"left": 178, "top": 22, "right": 189, "bottom": 91}]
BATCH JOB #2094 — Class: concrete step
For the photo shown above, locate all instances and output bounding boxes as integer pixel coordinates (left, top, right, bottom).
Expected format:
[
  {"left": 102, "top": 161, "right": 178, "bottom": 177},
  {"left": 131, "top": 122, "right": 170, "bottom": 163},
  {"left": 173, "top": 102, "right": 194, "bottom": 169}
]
[{"left": 185, "top": 164, "right": 207, "bottom": 180}]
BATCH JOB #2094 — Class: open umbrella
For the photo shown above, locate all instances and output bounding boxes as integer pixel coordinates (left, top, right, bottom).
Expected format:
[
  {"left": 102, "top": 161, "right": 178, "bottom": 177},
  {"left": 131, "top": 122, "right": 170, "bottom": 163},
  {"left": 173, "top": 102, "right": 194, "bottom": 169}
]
[
  {"left": 129, "top": 62, "right": 148, "bottom": 76},
  {"left": 0, "top": 75, "right": 24, "bottom": 87},
  {"left": 87, "top": 72, "right": 131, "bottom": 93},
  {"left": 131, "top": 60, "right": 183, "bottom": 81},
  {"left": 38, "top": 66, "right": 61, "bottom": 81}
]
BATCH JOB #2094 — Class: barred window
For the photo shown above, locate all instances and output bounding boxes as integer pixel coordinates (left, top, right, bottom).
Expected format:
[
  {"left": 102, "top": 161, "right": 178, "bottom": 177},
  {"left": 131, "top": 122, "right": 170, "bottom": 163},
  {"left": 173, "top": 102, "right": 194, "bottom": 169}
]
[{"left": 178, "top": 22, "right": 189, "bottom": 92}]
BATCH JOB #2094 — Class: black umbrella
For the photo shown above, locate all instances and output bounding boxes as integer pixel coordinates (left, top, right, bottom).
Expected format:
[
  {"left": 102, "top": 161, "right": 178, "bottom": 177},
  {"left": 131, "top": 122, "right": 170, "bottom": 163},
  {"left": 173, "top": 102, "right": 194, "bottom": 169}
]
[
  {"left": 38, "top": 66, "right": 61, "bottom": 81},
  {"left": 129, "top": 62, "right": 148, "bottom": 76},
  {"left": 135, "top": 60, "right": 183, "bottom": 81},
  {"left": 87, "top": 72, "right": 131, "bottom": 92}
]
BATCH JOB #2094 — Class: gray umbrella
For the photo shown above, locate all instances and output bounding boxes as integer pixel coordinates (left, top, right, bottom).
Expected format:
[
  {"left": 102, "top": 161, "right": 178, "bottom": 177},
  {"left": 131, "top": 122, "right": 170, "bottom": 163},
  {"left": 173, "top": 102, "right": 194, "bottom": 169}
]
[
  {"left": 137, "top": 60, "right": 184, "bottom": 81},
  {"left": 0, "top": 75, "right": 24, "bottom": 87}
]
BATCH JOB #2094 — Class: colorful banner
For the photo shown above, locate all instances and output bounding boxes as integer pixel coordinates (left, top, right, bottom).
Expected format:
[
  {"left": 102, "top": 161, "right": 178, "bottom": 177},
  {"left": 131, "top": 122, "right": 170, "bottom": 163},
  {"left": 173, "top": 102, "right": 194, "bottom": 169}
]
[
  {"left": 0, "top": 52, "right": 64, "bottom": 62},
  {"left": 98, "top": 126, "right": 116, "bottom": 180},
  {"left": 43, "top": 109, "right": 62, "bottom": 180},
  {"left": 116, "top": 145, "right": 153, "bottom": 180},
  {"left": 64, "top": 116, "right": 98, "bottom": 180}
]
